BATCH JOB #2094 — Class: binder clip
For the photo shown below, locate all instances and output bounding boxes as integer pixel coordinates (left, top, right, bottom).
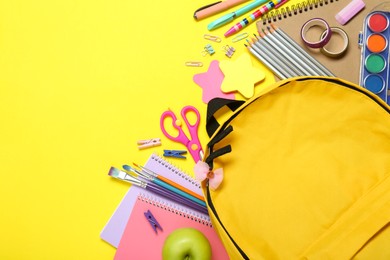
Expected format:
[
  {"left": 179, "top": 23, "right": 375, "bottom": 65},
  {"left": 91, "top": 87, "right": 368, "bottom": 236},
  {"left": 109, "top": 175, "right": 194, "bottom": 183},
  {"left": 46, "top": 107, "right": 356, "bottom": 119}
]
[
  {"left": 163, "top": 149, "right": 187, "bottom": 159},
  {"left": 222, "top": 45, "right": 235, "bottom": 58},
  {"left": 144, "top": 210, "right": 163, "bottom": 234},
  {"left": 137, "top": 138, "right": 161, "bottom": 150},
  {"left": 201, "top": 44, "right": 215, "bottom": 56}
]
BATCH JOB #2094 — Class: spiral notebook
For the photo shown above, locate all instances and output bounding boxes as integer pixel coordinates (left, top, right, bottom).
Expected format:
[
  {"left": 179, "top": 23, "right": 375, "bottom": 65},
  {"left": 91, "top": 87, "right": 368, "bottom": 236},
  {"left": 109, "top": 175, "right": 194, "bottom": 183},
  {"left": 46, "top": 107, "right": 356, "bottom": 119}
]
[
  {"left": 101, "top": 154, "right": 208, "bottom": 247},
  {"left": 256, "top": 0, "right": 384, "bottom": 84},
  {"left": 114, "top": 193, "right": 229, "bottom": 259}
]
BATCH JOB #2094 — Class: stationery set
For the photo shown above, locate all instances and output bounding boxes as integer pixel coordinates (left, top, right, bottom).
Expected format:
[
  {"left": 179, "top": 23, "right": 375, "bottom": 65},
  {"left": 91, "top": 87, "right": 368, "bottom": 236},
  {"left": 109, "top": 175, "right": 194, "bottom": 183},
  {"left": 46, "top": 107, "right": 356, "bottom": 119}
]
[
  {"left": 101, "top": 154, "right": 228, "bottom": 259},
  {"left": 102, "top": 0, "right": 390, "bottom": 257},
  {"left": 257, "top": 0, "right": 386, "bottom": 84}
]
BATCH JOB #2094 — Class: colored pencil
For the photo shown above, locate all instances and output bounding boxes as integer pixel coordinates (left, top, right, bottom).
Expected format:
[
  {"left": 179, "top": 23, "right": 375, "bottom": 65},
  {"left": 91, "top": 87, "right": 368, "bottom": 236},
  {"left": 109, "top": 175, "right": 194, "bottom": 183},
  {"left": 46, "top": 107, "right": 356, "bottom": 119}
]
[
  {"left": 254, "top": 33, "right": 301, "bottom": 77},
  {"left": 269, "top": 24, "right": 334, "bottom": 76},
  {"left": 245, "top": 43, "right": 287, "bottom": 79},
  {"left": 247, "top": 37, "right": 295, "bottom": 79},
  {"left": 260, "top": 29, "right": 315, "bottom": 76},
  {"left": 247, "top": 23, "right": 335, "bottom": 79}
]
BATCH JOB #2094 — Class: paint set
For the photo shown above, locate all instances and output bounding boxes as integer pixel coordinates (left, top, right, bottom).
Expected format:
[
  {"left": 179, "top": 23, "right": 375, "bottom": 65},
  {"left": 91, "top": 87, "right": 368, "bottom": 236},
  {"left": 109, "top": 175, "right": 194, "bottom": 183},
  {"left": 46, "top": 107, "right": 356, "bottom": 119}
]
[{"left": 359, "top": 11, "right": 390, "bottom": 104}]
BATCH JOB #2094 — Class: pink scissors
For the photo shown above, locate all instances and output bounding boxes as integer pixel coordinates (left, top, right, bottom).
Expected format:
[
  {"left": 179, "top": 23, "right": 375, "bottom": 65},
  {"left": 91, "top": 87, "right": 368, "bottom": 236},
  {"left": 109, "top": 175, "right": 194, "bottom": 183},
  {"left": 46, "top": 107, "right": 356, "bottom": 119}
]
[{"left": 160, "top": 106, "right": 203, "bottom": 163}]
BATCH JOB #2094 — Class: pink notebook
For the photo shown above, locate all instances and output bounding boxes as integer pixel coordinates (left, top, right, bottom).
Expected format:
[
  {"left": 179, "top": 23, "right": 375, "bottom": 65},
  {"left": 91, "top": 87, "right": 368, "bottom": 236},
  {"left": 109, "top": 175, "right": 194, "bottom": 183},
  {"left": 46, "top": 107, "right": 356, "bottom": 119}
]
[{"left": 114, "top": 193, "right": 229, "bottom": 260}]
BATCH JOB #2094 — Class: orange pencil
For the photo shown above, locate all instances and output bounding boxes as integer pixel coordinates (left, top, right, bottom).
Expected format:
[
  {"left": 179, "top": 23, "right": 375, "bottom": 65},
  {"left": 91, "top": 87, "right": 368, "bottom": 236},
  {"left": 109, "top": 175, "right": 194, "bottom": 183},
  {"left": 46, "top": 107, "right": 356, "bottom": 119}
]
[{"left": 132, "top": 163, "right": 206, "bottom": 202}]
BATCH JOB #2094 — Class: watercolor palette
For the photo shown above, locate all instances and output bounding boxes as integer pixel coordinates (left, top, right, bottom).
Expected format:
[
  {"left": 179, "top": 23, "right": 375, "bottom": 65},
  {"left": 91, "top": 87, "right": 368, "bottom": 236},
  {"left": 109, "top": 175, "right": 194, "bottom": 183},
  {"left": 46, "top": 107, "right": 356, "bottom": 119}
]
[{"left": 359, "top": 11, "right": 390, "bottom": 104}]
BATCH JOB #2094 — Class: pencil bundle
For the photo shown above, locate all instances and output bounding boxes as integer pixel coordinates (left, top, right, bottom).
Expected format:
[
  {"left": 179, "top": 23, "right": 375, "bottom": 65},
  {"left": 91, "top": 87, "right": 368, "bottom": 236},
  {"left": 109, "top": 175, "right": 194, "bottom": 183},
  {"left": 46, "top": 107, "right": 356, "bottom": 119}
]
[{"left": 246, "top": 24, "right": 335, "bottom": 79}]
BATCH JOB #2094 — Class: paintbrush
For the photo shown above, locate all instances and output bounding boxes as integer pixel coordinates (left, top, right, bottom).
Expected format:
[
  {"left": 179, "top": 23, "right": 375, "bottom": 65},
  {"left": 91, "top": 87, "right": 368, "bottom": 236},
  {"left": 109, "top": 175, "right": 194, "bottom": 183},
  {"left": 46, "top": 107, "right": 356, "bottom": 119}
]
[
  {"left": 108, "top": 167, "right": 208, "bottom": 214},
  {"left": 122, "top": 165, "right": 206, "bottom": 207},
  {"left": 132, "top": 163, "right": 205, "bottom": 202}
]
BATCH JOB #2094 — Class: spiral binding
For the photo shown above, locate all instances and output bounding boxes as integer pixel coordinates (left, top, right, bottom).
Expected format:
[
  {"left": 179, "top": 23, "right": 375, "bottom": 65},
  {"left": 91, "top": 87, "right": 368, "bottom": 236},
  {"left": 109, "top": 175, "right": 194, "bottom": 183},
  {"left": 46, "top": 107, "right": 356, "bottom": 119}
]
[
  {"left": 261, "top": 0, "right": 339, "bottom": 25},
  {"left": 151, "top": 153, "right": 201, "bottom": 189},
  {"left": 139, "top": 193, "right": 212, "bottom": 227}
]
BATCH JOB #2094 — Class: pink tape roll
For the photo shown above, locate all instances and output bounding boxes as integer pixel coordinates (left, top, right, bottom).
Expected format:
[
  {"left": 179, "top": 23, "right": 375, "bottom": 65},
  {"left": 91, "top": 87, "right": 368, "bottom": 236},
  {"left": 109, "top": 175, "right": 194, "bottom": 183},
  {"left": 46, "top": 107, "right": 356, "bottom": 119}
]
[{"left": 300, "top": 18, "right": 332, "bottom": 48}]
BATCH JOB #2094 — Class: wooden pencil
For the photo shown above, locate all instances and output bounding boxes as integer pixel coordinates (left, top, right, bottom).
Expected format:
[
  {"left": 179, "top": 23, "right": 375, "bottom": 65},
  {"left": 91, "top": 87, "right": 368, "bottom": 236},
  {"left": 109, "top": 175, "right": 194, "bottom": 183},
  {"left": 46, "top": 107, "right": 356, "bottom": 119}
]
[
  {"left": 262, "top": 29, "right": 316, "bottom": 76},
  {"left": 270, "top": 23, "right": 335, "bottom": 77},
  {"left": 250, "top": 38, "right": 295, "bottom": 78},
  {"left": 245, "top": 43, "right": 288, "bottom": 80}
]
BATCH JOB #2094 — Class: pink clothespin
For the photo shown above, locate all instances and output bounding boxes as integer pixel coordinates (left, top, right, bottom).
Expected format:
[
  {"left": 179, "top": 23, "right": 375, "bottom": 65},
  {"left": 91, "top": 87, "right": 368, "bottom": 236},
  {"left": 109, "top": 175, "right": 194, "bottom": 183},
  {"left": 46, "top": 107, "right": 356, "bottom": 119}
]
[{"left": 137, "top": 138, "right": 161, "bottom": 150}]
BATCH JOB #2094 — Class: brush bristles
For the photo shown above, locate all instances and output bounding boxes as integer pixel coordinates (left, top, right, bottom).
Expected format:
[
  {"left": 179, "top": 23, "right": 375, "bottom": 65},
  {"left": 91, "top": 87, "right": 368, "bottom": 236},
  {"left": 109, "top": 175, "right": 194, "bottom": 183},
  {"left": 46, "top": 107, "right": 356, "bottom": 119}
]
[
  {"left": 133, "top": 163, "right": 157, "bottom": 178},
  {"left": 108, "top": 167, "right": 127, "bottom": 180},
  {"left": 108, "top": 167, "right": 119, "bottom": 177},
  {"left": 122, "top": 164, "right": 131, "bottom": 171},
  {"left": 108, "top": 166, "right": 144, "bottom": 187}
]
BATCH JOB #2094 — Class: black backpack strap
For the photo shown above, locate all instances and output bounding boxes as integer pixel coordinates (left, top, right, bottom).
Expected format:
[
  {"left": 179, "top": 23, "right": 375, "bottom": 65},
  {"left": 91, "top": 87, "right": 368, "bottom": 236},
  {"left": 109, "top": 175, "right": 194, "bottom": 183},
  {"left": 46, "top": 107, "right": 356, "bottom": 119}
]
[
  {"left": 206, "top": 98, "right": 245, "bottom": 137},
  {"left": 205, "top": 145, "right": 232, "bottom": 169}
]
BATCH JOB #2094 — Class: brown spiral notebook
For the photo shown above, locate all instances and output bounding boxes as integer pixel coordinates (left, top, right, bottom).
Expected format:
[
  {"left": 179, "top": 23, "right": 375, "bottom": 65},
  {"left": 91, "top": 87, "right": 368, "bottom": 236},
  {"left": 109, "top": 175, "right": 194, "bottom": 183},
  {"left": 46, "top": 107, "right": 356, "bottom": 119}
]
[{"left": 256, "top": 0, "right": 385, "bottom": 84}]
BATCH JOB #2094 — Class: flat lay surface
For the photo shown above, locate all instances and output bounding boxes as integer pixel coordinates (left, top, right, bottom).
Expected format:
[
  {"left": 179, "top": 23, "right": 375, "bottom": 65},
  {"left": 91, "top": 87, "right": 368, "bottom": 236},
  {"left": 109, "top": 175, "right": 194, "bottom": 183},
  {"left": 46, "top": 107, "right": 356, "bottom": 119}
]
[
  {"left": 0, "top": 0, "right": 278, "bottom": 258},
  {"left": 4, "top": 0, "right": 384, "bottom": 258}
]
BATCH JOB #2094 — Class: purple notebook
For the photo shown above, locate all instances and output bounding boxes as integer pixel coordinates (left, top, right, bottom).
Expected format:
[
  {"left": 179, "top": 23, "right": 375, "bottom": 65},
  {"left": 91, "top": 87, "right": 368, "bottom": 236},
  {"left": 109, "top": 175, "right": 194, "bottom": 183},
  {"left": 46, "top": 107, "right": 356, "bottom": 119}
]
[{"left": 100, "top": 153, "right": 204, "bottom": 247}]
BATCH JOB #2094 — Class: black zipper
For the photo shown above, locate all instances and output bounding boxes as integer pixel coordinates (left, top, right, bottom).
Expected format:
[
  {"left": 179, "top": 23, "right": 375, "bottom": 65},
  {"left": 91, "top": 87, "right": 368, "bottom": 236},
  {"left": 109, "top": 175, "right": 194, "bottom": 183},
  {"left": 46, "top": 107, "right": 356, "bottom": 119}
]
[
  {"left": 206, "top": 184, "right": 249, "bottom": 260},
  {"left": 295, "top": 77, "right": 390, "bottom": 113}
]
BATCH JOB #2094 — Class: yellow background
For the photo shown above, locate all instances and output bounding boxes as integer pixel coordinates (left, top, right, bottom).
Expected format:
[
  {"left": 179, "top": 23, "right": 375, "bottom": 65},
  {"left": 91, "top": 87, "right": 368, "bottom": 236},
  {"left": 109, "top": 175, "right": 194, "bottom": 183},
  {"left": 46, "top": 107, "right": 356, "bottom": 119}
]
[{"left": 0, "top": 0, "right": 299, "bottom": 258}]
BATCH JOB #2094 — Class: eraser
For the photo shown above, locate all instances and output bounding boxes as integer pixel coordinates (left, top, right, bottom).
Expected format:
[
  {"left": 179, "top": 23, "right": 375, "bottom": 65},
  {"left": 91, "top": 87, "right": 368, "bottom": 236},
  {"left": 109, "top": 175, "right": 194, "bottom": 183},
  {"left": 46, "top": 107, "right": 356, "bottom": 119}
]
[{"left": 335, "top": 0, "right": 365, "bottom": 25}]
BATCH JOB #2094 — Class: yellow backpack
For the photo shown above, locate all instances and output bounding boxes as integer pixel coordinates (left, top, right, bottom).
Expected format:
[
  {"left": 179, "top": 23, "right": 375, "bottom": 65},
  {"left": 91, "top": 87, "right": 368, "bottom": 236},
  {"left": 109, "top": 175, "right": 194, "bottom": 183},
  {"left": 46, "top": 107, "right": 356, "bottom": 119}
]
[{"left": 199, "top": 77, "right": 390, "bottom": 259}]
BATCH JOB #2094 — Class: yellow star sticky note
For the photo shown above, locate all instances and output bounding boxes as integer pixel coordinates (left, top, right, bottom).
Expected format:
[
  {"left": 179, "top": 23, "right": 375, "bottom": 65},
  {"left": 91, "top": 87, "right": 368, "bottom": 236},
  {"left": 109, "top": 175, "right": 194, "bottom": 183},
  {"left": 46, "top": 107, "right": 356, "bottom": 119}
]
[{"left": 219, "top": 52, "right": 265, "bottom": 99}]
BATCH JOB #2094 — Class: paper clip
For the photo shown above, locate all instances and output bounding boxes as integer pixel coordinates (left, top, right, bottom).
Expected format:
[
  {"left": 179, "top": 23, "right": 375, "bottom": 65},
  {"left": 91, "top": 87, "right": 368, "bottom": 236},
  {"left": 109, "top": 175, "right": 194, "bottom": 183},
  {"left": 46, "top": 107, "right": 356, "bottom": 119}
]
[
  {"left": 201, "top": 44, "right": 215, "bottom": 56},
  {"left": 222, "top": 45, "right": 235, "bottom": 58},
  {"left": 137, "top": 138, "right": 161, "bottom": 150},
  {"left": 185, "top": 61, "right": 203, "bottom": 67},
  {"left": 204, "top": 34, "right": 222, "bottom": 43},
  {"left": 144, "top": 210, "right": 163, "bottom": 234},
  {"left": 232, "top": 32, "right": 248, "bottom": 43},
  {"left": 163, "top": 149, "right": 187, "bottom": 159}
]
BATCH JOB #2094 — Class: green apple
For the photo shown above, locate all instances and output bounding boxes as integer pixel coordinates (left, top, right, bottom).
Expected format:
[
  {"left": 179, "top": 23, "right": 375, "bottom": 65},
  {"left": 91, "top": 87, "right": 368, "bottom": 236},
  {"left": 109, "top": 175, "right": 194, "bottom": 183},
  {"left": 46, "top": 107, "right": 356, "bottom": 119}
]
[{"left": 162, "top": 227, "right": 212, "bottom": 260}]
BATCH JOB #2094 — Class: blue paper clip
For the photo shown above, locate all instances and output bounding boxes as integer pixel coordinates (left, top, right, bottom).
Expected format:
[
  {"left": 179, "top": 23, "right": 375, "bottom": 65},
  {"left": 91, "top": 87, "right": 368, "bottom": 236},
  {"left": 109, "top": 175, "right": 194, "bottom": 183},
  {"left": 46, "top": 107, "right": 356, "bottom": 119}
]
[
  {"left": 144, "top": 210, "right": 163, "bottom": 234},
  {"left": 163, "top": 149, "right": 187, "bottom": 159}
]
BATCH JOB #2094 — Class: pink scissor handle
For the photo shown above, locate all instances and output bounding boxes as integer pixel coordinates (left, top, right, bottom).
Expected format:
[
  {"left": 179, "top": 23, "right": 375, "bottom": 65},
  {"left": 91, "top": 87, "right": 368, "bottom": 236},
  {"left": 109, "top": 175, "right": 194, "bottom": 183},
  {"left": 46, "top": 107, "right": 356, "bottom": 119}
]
[{"left": 160, "top": 106, "right": 203, "bottom": 162}]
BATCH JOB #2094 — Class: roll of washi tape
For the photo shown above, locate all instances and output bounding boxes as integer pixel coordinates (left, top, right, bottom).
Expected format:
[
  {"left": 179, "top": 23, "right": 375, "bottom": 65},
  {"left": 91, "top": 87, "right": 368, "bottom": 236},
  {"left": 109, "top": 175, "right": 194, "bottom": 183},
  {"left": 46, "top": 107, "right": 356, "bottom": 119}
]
[
  {"left": 300, "top": 18, "right": 332, "bottom": 48},
  {"left": 320, "top": 27, "right": 349, "bottom": 58}
]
